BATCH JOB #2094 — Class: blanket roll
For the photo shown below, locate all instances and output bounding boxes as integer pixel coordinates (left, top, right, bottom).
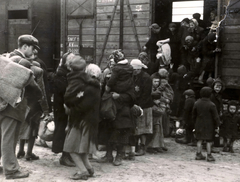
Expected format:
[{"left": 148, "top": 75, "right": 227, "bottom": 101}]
[{"left": 0, "top": 55, "right": 33, "bottom": 108}]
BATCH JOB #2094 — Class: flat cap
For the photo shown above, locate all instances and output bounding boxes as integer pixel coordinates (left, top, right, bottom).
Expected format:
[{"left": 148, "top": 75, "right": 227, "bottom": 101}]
[{"left": 18, "top": 34, "right": 40, "bottom": 50}]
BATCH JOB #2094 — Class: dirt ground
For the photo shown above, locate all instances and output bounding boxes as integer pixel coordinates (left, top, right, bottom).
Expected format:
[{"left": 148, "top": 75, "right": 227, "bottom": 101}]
[{"left": 1, "top": 138, "right": 240, "bottom": 182}]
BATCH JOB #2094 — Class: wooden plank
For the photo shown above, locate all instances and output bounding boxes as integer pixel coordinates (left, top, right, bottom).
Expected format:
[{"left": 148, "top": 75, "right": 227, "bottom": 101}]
[
  {"left": 97, "top": 4, "right": 149, "bottom": 13},
  {"left": 96, "top": 34, "right": 148, "bottom": 42},
  {"left": 221, "top": 76, "right": 240, "bottom": 89},
  {"left": 221, "top": 26, "right": 240, "bottom": 34},
  {"left": 221, "top": 59, "right": 240, "bottom": 68},
  {"left": 221, "top": 68, "right": 240, "bottom": 76},
  {"left": 221, "top": 33, "right": 240, "bottom": 42},
  {"left": 96, "top": 19, "right": 149, "bottom": 27},
  {"left": 97, "top": 11, "right": 149, "bottom": 20},
  {"left": 96, "top": 27, "right": 148, "bottom": 35},
  {"left": 222, "top": 43, "right": 240, "bottom": 51}
]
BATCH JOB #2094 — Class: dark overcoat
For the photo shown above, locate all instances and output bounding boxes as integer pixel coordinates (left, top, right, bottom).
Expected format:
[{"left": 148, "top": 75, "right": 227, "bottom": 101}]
[{"left": 192, "top": 98, "right": 220, "bottom": 140}]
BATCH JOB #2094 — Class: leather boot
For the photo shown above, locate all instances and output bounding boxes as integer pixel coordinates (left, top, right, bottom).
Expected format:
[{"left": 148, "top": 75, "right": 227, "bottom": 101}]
[
  {"left": 113, "top": 153, "right": 122, "bottom": 166},
  {"left": 135, "top": 144, "right": 146, "bottom": 156}
]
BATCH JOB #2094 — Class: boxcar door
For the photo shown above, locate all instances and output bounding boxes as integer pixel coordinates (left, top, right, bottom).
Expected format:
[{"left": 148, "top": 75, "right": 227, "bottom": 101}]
[{"left": 7, "top": 3, "right": 32, "bottom": 51}]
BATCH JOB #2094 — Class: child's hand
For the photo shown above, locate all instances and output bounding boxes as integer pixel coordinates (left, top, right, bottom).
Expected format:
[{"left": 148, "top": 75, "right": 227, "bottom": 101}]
[
  {"left": 215, "top": 127, "right": 219, "bottom": 133},
  {"left": 112, "top": 92, "right": 120, "bottom": 100}
]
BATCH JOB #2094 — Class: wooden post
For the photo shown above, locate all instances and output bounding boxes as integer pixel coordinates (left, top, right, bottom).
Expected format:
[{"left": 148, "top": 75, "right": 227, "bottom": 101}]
[
  {"left": 120, "top": 0, "right": 124, "bottom": 50},
  {"left": 60, "top": 0, "right": 66, "bottom": 56}
]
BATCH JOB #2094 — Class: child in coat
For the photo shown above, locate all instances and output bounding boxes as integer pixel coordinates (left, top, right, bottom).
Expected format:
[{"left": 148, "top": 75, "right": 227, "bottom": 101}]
[
  {"left": 220, "top": 100, "right": 240, "bottom": 153},
  {"left": 147, "top": 73, "right": 166, "bottom": 153},
  {"left": 181, "top": 89, "right": 196, "bottom": 145},
  {"left": 192, "top": 87, "right": 220, "bottom": 162}
]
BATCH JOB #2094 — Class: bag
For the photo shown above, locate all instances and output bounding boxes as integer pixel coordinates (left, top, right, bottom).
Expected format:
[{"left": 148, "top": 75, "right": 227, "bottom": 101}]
[
  {"left": 100, "top": 92, "right": 117, "bottom": 120},
  {"left": 38, "top": 119, "right": 55, "bottom": 141}
]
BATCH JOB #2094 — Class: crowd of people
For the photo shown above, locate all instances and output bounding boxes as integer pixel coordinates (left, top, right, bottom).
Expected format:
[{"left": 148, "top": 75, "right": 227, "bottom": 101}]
[{"left": 0, "top": 10, "right": 239, "bottom": 181}]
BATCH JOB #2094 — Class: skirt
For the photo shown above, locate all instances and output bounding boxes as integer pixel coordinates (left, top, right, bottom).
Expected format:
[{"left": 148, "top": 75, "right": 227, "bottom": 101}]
[
  {"left": 148, "top": 116, "right": 165, "bottom": 148},
  {"left": 109, "top": 128, "right": 135, "bottom": 146},
  {"left": 135, "top": 107, "right": 153, "bottom": 135},
  {"left": 63, "top": 120, "right": 97, "bottom": 154}
]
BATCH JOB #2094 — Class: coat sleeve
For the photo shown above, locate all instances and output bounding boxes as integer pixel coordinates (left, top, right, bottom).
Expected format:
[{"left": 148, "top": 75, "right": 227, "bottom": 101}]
[{"left": 210, "top": 104, "right": 220, "bottom": 128}]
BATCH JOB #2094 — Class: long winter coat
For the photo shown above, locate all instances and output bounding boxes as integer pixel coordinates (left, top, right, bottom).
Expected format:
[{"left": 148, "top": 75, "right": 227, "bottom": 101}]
[
  {"left": 192, "top": 98, "right": 220, "bottom": 140},
  {"left": 220, "top": 112, "right": 240, "bottom": 139},
  {"left": 133, "top": 71, "right": 153, "bottom": 109},
  {"left": 64, "top": 70, "right": 101, "bottom": 141}
]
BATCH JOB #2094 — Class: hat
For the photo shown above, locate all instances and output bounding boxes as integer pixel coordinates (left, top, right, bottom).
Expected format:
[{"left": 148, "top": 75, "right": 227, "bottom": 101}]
[
  {"left": 207, "top": 33, "right": 216, "bottom": 42},
  {"left": 183, "top": 89, "right": 195, "bottom": 96},
  {"left": 149, "top": 23, "right": 161, "bottom": 31},
  {"left": 85, "top": 63, "right": 102, "bottom": 79},
  {"left": 177, "top": 65, "right": 187, "bottom": 75},
  {"left": 18, "top": 34, "right": 40, "bottom": 50},
  {"left": 168, "top": 23, "right": 177, "bottom": 28},
  {"left": 228, "top": 100, "right": 238, "bottom": 107},
  {"left": 185, "top": 36, "right": 194, "bottom": 42},
  {"left": 158, "top": 68, "right": 169, "bottom": 78},
  {"left": 206, "top": 77, "right": 214, "bottom": 87},
  {"left": 130, "top": 59, "right": 147, "bottom": 69},
  {"left": 193, "top": 13, "right": 201, "bottom": 19},
  {"left": 200, "top": 87, "right": 212, "bottom": 98},
  {"left": 68, "top": 56, "right": 87, "bottom": 71},
  {"left": 181, "top": 18, "right": 190, "bottom": 24}
]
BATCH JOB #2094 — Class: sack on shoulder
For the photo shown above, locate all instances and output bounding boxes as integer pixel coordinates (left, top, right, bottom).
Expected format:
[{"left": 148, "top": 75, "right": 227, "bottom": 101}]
[{"left": 100, "top": 92, "right": 117, "bottom": 121}]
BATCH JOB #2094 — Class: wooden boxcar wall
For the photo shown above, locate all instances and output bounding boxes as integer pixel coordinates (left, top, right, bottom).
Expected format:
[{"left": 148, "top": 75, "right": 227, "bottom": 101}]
[
  {"left": 0, "top": 0, "right": 58, "bottom": 69},
  {"left": 219, "top": 0, "right": 240, "bottom": 89},
  {"left": 64, "top": 0, "right": 151, "bottom": 67}
]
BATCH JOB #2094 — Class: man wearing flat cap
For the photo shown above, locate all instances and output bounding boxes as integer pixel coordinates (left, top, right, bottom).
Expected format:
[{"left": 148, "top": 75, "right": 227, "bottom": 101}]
[{"left": 0, "top": 34, "right": 44, "bottom": 179}]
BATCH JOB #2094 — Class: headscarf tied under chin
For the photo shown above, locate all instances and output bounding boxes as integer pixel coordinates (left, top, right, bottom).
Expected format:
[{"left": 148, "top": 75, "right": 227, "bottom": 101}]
[{"left": 111, "top": 49, "right": 125, "bottom": 63}]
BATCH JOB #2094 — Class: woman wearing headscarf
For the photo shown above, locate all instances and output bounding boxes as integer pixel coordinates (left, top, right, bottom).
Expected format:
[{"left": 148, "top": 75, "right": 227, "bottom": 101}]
[
  {"left": 63, "top": 59, "right": 102, "bottom": 180},
  {"left": 130, "top": 59, "right": 153, "bottom": 156}
]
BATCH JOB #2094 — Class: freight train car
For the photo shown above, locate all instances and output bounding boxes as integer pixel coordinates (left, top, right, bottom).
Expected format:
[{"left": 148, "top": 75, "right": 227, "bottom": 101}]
[{"left": 0, "top": 0, "right": 59, "bottom": 70}]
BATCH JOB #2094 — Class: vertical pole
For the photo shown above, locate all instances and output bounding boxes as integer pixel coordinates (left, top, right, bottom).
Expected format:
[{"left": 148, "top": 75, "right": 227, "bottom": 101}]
[
  {"left": 215, "top": 0, "right": 221, "bottom": 78},
  {"left": 120, "top": 0, "right": 124, "bottom": 50},
  {"left": 60, "top": 0, "right": 66, "bottom": 56},
  {"left": 94, "top": 0, "right": 96, "bottom": 64}
]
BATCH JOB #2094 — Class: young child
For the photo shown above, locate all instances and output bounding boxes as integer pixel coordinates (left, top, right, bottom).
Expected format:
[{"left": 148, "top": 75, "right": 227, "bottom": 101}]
[
  {"left": 158, "top": 68, "right": 174, "bottom": 138},
  {"left": 147, "top": 73, "right": 166, "bottom": 153},
  {"left": 220, "top": 100, "right": 240, "bottom": 153},
  {"left": 181, "top": 89, "right": 196, "bottom": 145},
  {"left": 105, "top": 49, "right": 134, "bottom": 94},
  {"left": 192, "top": 87, "right": 220, "bottom": 162}
]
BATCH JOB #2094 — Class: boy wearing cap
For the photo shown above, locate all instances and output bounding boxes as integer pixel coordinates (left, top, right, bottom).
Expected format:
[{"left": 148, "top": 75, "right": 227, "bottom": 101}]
[{"left": 0, "top": 34, "right": 41, "bottom": 179}]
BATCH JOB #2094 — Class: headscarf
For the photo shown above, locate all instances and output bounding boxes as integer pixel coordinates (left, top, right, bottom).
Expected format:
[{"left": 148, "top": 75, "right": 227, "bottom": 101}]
[{"left": 130, "top": 59, "right": 148, "bottom": 69}]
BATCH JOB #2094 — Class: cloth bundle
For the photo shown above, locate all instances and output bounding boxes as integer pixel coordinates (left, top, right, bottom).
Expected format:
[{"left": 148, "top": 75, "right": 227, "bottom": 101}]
[{"left": 0, "top": 55, "right": 33, "bottom": 110}]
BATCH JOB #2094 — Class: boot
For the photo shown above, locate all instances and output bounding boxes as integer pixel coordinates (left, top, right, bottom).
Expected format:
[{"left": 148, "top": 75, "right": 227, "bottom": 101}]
[
  {"left": 97, "top": 153, "right": 114, "bottom": 163},
  {"left": 195, "top": 152, "right": 206, "bottom": 160},
  {"left": 135, "top": 144, "right": 146, "bottom": 156},
  {"left": 222, "top": 146, "right": 229, "bottom": 152},
  {"left": 207, "top": 154, "right": 215, "bottom": 162},
  {"left": 128, "top": 152, "right": 135, "bottom": 160},
  {"left": 229, "top": 146, "right": 234, "bottom": 153},
  {"left": 113, "top": 153, "right": 122, "bottom": 166}
]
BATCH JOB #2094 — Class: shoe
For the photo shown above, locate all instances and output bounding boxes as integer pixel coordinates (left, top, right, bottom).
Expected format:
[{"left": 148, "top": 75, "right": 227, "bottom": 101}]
[
  {"left": 229, "top": 146, "right": 234, "bottom": 153},
  {"left": 211, "top": 148, "right": 220, "bottom": 153},
  {"left": 147, "top": 148, "right": 157, "bottom": 154},
  {"left": 25, "top": 153, "right": 39, "bottom": 161},
  {"left": 222, "top": 147, "right": 229, "bottom": 152},
  {"left": 70, "top": 172, "right": 88, "bottom": 180},
  {"left": 59, "top": 156, "right": 76, "bottom": 167},
  {"left": 113, "top": 154, "right": 122, "bottom": 166},
  {"left": 135, "top": 145, "right": 146, "bottom": 156},
  {"left": 162, "top": 146, "right": 168, "bottom": 151},
  {"left": 128, "top": 152, "right": 135, "bottom": 160},
  {"left": 187, "top": 141, "right": 197, "bottom": 146},
  {"left": 207, "top": 154, "right": 215, "bottom": 162},
  {"left": 195, "top": 152, "right": 206, "bottom": 160},
  {"left": 97, "top": 154, "right": 114, "bottom": 163},
  {"left": 5, "top": 170, "right": 29, "bottom": 179},
  {"left": 87, "top": 168, "right": 94, "bottom": 177},
  {"left": 156, "top": 148, "right": 164, "bottom": 153},
  {"left": 17, "top": 151, "right": 25, "bottom": 159}
]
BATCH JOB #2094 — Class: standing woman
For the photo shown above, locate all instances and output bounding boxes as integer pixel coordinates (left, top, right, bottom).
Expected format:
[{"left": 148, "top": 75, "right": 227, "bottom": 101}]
[
  {"left": 63, "top": 59, "right": 102, "bottom": 180},
  {"left": 130, "top": 59, "right": 153, "bottom": 156},
  {"left": 51, "top": 52, "right": 75, "bottom": 166}
]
